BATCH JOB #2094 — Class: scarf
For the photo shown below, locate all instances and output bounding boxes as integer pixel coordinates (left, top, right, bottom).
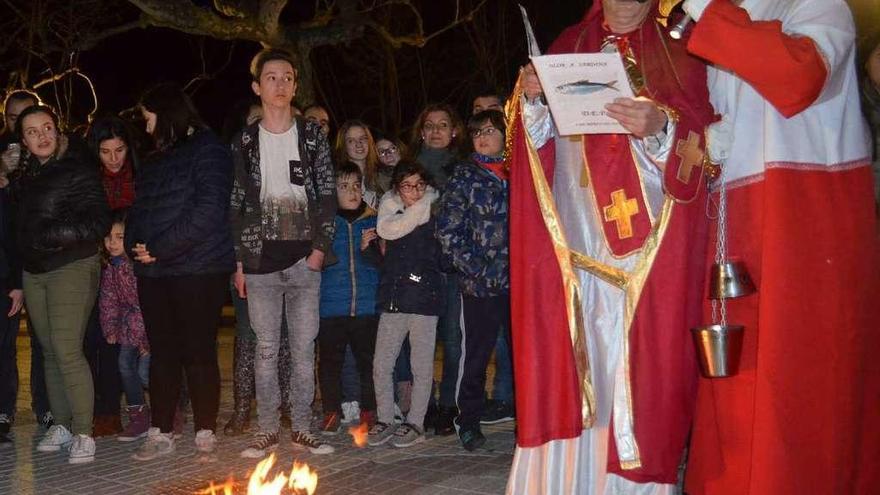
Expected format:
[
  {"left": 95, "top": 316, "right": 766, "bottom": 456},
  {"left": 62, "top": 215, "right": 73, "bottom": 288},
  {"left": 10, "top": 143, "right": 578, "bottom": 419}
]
[
  {"left": 338, "top": 202, "right": 367, "bottom": 223},
  {"left": 376, "top": 186, "right": 438, "bottom": 240},
  {"left": 102, "top": 161, "right": 135, "bottom": 210},
  {"left": 471, "top": 152, "right": 508, "bottom": 180}
]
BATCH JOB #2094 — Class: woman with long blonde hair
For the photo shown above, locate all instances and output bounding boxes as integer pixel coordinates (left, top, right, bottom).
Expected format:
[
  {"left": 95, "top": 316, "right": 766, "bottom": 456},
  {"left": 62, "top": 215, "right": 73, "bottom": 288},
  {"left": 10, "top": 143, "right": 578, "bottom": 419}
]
[{"left": 334, "top": 120, "right": 382, "bottom": 208}]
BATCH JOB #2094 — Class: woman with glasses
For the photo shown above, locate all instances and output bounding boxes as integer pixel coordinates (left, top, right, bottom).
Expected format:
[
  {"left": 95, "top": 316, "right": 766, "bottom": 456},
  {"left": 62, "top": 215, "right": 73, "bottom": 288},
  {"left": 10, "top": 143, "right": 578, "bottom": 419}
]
[
  {"left": 375, "top": 136, "right": 406, "bottom": 193},
  {"left": 367, "top": 160, "right": 443, "bottom": 448},
  {"left": 335, "top": 120, "right": 382, "bottom": 208},
  {"left": 436, "top": 110, "right": 510, "bottom": 451}
]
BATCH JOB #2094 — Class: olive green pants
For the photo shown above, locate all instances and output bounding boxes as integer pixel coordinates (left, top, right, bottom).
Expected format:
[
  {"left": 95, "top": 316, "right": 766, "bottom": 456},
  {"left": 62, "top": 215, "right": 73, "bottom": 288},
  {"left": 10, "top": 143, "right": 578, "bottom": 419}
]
[{"left": 24, "top": 255, "right": 100, "bottom": 435}]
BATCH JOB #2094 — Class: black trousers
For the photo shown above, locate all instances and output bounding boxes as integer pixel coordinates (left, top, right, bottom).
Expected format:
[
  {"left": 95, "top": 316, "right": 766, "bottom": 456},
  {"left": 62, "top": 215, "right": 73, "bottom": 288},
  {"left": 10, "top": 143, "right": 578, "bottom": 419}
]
[
  {"left": 137, "top": 273, "right": 228, "bottom": 433},
  {"left": 0, "top": 279, "right": 17, "bottom": 417},
  {"left": 318, "top": 315, "right": 378, "bottom": 413},
  {"left": 457, "top": 294, "right": 511, "bottom": 429},
  {"left": 84, "top": 303, "right": 121, "bottom": 416}
]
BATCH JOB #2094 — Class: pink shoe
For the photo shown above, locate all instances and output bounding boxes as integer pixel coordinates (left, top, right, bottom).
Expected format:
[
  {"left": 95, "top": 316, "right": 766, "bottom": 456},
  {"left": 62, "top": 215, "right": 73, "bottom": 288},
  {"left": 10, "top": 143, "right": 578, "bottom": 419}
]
[{"left": 119, "top": 405, "right": 151, "bottom": 442}]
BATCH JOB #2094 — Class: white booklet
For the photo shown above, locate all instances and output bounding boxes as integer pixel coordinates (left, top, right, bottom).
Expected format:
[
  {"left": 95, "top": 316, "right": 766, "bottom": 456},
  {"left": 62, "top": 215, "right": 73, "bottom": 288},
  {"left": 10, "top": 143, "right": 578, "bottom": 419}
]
[{"left": 531, "top": 53, "right": 635, "bottom": 135}]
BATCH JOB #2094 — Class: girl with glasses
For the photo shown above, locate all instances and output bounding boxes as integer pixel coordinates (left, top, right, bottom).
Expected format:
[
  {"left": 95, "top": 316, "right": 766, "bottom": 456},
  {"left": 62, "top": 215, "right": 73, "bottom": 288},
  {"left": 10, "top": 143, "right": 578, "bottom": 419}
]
[
  {"left": 367, "top": 160, "right": 443, "bottom": 448},
  {"left": 374, "top": 136, "right": 406, "bottom": 193}
]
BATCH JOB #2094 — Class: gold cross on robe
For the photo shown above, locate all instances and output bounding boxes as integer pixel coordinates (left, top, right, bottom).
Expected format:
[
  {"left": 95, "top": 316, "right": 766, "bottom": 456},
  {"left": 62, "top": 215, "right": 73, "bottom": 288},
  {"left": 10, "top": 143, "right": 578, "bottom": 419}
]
[
  {"left": 603, "top": 189, "right": 639, "bottom": 239},
  {"left": 675, "top": 131, "right": 704, "bottom": 183}
]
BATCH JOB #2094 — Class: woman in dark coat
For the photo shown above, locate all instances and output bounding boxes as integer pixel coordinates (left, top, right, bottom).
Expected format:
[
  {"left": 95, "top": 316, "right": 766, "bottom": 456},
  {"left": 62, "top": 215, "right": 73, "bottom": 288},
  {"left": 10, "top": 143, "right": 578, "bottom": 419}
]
[{"left": 124, "top": 83, "right": 235, "bottom": 461}]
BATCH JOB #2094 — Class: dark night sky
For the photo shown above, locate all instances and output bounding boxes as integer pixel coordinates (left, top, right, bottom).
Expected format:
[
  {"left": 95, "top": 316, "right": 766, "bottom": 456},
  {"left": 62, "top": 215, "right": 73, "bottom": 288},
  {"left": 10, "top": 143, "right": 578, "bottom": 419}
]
[{"left": 72, "top": 1, "right": 591, "bottom": 138}]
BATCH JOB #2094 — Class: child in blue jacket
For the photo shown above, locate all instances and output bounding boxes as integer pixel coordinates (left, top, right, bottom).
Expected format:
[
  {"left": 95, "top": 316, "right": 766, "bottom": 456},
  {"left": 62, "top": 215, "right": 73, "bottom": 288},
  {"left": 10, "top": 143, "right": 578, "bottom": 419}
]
[{"left": 317, "top": 162, "right": 381, "bottom": 434}]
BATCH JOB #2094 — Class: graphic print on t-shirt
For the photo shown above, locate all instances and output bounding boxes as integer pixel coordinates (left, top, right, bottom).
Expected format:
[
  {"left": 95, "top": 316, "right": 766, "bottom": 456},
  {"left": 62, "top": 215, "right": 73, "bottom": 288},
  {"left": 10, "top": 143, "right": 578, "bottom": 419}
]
[
  {"left": 259, "top": 125, "right": 310, "bottom": 241},
  {"left": 289, "top": 159, "right": 305, "bottom": 186}
]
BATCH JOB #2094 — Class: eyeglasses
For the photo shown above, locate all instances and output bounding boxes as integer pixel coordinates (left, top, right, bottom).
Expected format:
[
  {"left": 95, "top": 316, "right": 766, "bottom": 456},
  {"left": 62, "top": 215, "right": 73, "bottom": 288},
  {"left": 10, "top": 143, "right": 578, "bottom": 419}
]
[
  {"left": 377, "top": 145, "right": 398, "bottom": 157},
  {"left": 423, "top": 122, "right": 450, "bottom": 132},
  {"left": 398, "top": 181, "right": 427, "bottom": 193},
  {"left": 337, "top": 182, "right": 362, "bottom": 193},
  {"left": 470, "top": 126, "right": 499, "bottom": 139}
]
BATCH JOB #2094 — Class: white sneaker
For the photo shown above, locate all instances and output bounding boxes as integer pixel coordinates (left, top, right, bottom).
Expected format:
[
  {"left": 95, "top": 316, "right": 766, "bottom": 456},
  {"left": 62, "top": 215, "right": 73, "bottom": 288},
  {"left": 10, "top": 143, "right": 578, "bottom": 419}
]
[
  {"left": 195, "top": 429, "right": 216, "bottom": 453},
  {"left": 68, "top": 434, "right": 95, "bottom": 464},
  {"left": 341, "top": 401, "right": 360, "bottom": 424},
  {"left": 37, "top": 424, "right": 73, "bottom": 452},
  {"left": 132, "top": 427, "right": 174, "bottom": 461}
]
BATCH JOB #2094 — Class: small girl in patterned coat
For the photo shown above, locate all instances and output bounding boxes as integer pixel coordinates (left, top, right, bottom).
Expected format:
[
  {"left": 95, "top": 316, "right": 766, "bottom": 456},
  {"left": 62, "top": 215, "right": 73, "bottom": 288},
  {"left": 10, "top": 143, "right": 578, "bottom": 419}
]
[{"left": 99, "top": 209, "right": 150, "bottom": 441}]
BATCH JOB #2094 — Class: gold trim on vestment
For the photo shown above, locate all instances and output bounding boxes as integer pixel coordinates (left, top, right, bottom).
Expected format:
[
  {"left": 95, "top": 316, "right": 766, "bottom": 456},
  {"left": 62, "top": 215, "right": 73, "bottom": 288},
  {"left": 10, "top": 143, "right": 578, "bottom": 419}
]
[
  {"left": 569, "top": 251, "right": 629, "bottom": 289},
  {"left": 619, "top": 197, "right": 675, "bottom": 470},
  {"left": 510, "top": 72, "right": 677, "bottom": 469},
  {"left": 509, "top": 76, "right": 596, "bottom": 428}
]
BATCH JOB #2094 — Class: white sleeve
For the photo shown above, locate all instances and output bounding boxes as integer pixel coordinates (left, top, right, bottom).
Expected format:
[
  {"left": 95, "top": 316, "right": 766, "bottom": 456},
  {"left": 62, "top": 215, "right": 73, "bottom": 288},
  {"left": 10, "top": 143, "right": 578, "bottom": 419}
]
[
  {"left": 682, "top": 0, "right": 712, "bottom": 21},
  {"left": 522, "top": 96, "right": 556, "bottom": 150},
  {"left": 784, "top": 0, "right": 855, "bottom": 105},
  {"left": 642, "top": 117, "right": 677, "bottom": 162}
]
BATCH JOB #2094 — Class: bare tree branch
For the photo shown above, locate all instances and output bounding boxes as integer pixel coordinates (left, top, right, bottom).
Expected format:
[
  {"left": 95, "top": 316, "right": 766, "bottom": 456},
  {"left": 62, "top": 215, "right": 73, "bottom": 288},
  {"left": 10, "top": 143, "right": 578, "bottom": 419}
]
[
  {"left": 127, "top": 0, "right": 271, "bottom": 43},
  {"left": 259, "top": 0, "right": 289, "bottom": 38},
  {"left": 76, "top": 19, "right": 146, "bottom": 51}
]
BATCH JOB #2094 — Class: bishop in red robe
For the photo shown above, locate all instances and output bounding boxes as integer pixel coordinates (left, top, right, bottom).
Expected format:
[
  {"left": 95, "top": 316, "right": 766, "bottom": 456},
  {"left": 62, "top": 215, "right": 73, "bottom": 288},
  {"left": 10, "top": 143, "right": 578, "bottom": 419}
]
[{"left": 506, "top": 1, "right": 715, "bottom": 493}]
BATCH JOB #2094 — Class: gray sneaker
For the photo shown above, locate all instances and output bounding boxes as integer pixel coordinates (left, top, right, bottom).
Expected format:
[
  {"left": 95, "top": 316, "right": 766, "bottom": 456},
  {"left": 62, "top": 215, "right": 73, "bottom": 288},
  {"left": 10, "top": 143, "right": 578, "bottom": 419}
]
[
  {"left": 367, "top": 421, "right": 397, "bottom": 447},
  {"left": 68, "top": 434, "right": 95, "bottom": 464},
  {"left": 36, "top": 424, "right": 72, "bottom": 452},
  {"left": 240, "top": 431, "right": 279, "bottom": 459},
  {"left": 391, "top": 423, "right": 425, "bottom": 448},
  {"left": 132, "top": 427, "right": 174, "bottom": 461}
]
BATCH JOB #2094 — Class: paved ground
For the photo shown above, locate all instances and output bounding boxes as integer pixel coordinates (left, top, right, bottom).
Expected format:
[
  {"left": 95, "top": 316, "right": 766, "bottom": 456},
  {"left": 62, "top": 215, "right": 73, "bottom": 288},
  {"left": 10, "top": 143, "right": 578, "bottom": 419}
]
[{"left": 0, "top": 311, "right": 515, "bottom": 495}]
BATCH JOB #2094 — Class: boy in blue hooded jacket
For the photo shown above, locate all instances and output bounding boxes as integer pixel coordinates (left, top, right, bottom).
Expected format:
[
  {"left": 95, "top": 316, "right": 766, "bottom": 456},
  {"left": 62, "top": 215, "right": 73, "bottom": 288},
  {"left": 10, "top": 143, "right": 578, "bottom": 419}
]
[{"left": 317, "top": 162, "right": 380, "bottom": 434}]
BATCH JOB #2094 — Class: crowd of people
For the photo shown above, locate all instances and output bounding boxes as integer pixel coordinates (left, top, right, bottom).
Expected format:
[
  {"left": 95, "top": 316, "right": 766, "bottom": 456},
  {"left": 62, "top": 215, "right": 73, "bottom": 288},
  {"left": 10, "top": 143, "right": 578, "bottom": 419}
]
[
  {"left": 0, "top": 1, "right": 877, "bottom": 493},
  {"left": 0, "top": 47, "right": 515, "bottom": 464}
]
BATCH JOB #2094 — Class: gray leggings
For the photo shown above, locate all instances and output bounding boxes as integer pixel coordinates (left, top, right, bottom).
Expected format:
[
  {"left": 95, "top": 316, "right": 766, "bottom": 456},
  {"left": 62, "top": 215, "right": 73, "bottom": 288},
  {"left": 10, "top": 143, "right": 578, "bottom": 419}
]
[{"left": 373, "top": 312, "right": 437, "bottom": 430}]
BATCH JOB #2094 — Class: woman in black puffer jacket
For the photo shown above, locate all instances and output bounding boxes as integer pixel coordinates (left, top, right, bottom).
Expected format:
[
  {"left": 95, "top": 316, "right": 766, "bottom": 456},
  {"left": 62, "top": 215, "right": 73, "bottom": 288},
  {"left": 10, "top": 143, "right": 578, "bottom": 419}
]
[
  {"left": 123, "top": 83, "right": 234, "bottom": 460},
  {"left": 14, "top": 104, "right": 111, "bottom": 463}
]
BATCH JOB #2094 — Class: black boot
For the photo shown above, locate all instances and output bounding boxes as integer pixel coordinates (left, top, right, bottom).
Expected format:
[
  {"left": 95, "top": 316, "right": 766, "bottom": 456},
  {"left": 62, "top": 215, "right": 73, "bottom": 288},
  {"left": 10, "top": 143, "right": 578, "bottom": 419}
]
[
  {"left": 224, "top": 336, "right": 254, "bottom": 436},
  {"left": 434, "top": 405, "right": 458, "bottom": 436}
]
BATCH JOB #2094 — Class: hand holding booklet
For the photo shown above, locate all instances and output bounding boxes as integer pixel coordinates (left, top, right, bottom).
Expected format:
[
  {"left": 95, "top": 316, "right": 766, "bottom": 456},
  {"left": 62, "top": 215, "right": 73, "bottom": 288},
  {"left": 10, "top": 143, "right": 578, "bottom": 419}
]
[
  {"left": 518, "top": 4, "right": 635, "bottom": 136},
  {"left": 531, "top": 54, "right": 635, "bottom": 135}
]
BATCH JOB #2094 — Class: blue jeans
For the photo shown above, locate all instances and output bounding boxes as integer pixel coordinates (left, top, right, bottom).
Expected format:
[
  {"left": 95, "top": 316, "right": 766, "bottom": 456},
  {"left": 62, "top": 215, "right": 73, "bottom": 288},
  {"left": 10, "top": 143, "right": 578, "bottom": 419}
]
[
  {"left": 246, "top": 258, "right": 321, "bottom": 433},
  {"left": 491, "top": 324, "right": 514, "bottom": 403},
  {"left": 119, "top": 345, "right": 149, "bottom": 406}
]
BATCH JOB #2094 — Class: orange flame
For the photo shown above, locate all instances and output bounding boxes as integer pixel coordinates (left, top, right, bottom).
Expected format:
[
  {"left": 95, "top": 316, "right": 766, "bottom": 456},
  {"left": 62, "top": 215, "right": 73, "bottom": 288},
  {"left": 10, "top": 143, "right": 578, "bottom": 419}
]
[
  {"left": 196, "top": 454, "right": 317, "bottom": 495},
  {"left": 288, "top": 461, "right": 318, "bottom": 494},
  {"left": 348, "top": 422, "right": 368, "bottom": 447}
]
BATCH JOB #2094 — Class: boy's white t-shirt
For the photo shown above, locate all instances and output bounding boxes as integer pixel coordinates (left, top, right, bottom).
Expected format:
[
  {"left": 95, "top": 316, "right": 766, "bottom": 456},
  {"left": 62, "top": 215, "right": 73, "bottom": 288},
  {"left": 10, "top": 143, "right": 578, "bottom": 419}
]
[{"left": 258, "top": 123, "right": 309, "bottom": 240}]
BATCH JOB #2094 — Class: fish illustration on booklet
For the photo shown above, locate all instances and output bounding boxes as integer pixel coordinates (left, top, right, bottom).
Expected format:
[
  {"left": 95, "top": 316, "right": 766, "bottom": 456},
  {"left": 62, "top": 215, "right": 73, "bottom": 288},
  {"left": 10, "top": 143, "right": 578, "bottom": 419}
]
[{"left": 555, "top": 79, "right": 619, "bottom": 96}]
